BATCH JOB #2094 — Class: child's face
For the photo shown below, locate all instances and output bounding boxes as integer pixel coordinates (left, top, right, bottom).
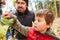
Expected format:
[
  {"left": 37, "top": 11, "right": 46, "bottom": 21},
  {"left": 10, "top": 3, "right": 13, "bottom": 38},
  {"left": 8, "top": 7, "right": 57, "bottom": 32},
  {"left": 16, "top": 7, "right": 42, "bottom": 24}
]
[{"left": 33, "top": 16, "right": 50, "bottom": 33}]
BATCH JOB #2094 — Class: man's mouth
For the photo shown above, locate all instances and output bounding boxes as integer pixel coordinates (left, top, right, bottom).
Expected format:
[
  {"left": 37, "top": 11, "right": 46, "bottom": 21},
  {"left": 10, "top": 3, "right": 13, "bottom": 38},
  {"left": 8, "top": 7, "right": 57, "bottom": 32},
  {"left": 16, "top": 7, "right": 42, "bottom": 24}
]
[{"left": 18, "top": 7, "right": 23, "bottom": 9}]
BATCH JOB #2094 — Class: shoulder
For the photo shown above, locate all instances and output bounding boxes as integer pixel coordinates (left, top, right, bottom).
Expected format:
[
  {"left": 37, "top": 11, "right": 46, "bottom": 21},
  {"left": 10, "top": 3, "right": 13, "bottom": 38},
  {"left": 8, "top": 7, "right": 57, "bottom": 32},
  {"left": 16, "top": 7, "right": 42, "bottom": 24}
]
[
  {"left": 27, "top": 10, "right": 35, "bottom": 19},
  {"left": 46, "top": 30, "right": 60, "bottom": 40},
  {"left": 28, "top": 10, "right": 35, "bottom": 15}
]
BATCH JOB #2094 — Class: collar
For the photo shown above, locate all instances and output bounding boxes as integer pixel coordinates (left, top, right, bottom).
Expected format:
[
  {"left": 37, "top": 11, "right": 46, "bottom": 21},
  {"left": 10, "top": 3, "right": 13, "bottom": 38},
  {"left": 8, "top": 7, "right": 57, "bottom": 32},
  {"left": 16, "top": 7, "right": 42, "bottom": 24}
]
[{"left": 17, "top": 8, "right": 29, "bottom": 16}]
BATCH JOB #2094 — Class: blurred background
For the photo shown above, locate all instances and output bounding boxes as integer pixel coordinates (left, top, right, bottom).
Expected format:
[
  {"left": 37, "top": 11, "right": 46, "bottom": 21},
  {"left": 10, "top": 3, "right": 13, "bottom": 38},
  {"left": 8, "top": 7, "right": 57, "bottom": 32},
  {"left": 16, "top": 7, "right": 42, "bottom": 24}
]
[
  {"left": 29, "top": 0, "right": 60, "bottom": 18},
  {"left": 2, "top": 0, "right": 60, "bottom": 17}
]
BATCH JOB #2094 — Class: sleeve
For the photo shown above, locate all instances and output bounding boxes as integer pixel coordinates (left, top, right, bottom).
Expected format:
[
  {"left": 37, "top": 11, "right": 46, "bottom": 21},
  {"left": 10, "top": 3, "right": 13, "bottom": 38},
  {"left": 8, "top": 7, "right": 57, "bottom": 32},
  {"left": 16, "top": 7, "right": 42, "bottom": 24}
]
[{"left": 11, "top": 14, "right": 30, "bottom": 37}]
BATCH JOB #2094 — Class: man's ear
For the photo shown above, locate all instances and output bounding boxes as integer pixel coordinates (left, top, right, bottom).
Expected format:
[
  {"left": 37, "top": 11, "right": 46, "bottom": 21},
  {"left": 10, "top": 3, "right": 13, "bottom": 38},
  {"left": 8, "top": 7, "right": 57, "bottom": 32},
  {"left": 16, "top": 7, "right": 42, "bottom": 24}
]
[{"left": 47, "top": 23, "right": 52, "bottom": 28}]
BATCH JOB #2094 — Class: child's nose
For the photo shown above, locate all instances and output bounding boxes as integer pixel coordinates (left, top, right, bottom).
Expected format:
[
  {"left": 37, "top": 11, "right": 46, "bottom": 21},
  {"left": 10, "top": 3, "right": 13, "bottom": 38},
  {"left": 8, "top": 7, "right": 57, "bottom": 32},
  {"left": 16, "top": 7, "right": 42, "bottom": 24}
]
[{"left": 34, "top": 21, "right": 37, "bottom": 24}]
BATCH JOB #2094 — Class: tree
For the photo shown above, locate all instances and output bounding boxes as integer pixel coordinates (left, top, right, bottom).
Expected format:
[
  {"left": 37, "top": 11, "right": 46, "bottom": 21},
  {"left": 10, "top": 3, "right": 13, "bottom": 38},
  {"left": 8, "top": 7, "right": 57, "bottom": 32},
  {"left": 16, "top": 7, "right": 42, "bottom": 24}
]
[{"left": 35, "top": 1, "right": 43, "bottom": 10}]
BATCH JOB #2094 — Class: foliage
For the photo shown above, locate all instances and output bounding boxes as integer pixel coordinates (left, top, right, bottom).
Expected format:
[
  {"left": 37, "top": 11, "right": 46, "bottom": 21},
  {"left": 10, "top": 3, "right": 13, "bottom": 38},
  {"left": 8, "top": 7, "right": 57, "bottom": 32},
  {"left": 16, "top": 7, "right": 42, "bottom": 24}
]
[
  {"left": 35, "top": 1, "right": 43, "bottom": 10},
  {"left": 0, "top": 18, "right": 14, "bottom": 40}
]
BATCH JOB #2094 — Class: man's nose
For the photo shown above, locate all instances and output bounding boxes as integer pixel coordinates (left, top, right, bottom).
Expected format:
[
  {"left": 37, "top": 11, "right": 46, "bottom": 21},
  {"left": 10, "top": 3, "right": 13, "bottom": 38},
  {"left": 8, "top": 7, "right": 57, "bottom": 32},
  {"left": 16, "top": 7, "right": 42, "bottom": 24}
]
[{"left": 18, "top": 4, "right": 22, "bottom": 7}]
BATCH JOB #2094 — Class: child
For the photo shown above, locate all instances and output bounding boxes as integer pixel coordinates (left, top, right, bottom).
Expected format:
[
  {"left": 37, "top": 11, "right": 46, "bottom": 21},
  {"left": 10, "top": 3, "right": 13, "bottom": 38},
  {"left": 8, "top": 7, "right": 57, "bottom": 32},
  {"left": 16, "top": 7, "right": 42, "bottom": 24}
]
[{"left": 2, "top": 9, "right": 60, "bottom": 40}]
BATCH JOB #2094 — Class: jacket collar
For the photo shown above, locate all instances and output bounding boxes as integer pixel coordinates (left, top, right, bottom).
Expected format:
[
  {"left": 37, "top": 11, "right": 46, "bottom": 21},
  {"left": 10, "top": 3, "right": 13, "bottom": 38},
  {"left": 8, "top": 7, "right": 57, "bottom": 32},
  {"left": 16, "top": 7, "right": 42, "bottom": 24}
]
[
  {"left": 45, "top": 29, "right": 60, "bottom": 40},
  {"left": 16, "top": 8, "right": 29, "bottom": 16},
  {"left": 35, "top": 29, "right": 60, "bottom": 40}
]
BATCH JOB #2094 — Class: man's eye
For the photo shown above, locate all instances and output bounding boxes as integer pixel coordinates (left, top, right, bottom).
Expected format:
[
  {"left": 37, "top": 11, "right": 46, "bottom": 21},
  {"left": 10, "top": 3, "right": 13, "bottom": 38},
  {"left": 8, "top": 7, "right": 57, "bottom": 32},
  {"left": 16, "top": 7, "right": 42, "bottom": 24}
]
[
  {"left": 21, "top": 2, "right": 25, "bottom": 4},
  {"left": 17, "top": 2, "right": 20, "bottom": 4}
]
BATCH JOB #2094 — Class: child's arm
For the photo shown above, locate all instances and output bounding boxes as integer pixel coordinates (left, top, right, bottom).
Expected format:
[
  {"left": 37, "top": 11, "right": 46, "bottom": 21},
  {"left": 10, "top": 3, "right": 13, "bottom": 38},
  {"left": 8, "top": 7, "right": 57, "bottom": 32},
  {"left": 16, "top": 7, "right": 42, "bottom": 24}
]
[{"left": 11, "top": 14, "right": 30, "bottom": 37}]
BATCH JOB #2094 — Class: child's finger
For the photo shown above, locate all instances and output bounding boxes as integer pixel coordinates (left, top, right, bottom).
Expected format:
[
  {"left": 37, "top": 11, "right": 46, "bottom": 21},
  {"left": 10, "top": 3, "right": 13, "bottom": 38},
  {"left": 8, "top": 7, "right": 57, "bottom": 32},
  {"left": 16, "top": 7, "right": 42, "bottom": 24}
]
[{"left": 2, "top": 13, "right": 11, "bottom": 18}]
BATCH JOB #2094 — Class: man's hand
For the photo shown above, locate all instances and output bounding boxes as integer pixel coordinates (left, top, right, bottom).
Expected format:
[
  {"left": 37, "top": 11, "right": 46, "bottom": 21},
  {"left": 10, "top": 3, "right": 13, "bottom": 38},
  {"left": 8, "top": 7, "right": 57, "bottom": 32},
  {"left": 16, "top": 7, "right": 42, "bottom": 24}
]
[{"left": 2, "top": 12, "right": 11, "bottom": 19}]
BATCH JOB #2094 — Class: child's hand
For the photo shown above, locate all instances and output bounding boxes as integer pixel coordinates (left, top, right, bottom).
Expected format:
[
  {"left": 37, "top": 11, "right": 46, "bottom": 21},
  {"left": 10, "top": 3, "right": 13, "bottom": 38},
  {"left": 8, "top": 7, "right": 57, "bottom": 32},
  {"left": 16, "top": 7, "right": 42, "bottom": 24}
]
[
  {"left": 1, "top": 0, "right": 6, "bottom": 5},
  {"left": 2, "top": 12, "right": 11, "bottom": 19}
]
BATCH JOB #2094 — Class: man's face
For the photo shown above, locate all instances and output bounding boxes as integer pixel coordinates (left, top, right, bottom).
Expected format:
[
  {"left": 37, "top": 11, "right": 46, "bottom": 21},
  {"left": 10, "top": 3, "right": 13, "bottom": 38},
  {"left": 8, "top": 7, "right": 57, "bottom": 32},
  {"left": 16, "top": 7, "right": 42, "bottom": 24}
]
[
  {"left": 16, "top": 0, "right": 27, "bottom": 13},
  {"left": 33, "top": 16, "right": 50, "bottom": 33}
]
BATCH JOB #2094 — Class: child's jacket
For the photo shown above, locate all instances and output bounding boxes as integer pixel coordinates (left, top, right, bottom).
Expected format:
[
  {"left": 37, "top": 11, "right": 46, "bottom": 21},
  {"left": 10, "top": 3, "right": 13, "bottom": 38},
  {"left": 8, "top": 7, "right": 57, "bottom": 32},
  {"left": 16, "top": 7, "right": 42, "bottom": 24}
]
[
  {"left": 27, "top": 28, "right": 59, "bottom": 40},
  {"left": 27, "top": 28, "right": 60, "bottom": 40},
  {"left": 11, "top": 15, "right": 60, "bottom": 40}
]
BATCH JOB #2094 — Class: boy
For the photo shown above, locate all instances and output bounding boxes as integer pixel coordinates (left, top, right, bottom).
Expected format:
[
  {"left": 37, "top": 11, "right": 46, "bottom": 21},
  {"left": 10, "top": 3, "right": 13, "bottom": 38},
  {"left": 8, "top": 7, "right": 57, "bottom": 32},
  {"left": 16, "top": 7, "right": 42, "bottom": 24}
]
[{"left": 2, "top": 9, "right": 60, "bottom": 40}]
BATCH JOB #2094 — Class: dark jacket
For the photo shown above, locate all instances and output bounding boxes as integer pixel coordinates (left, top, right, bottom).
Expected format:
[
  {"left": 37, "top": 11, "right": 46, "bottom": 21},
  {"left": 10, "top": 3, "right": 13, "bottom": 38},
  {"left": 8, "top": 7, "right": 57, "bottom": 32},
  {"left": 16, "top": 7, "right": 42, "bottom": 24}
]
[
  {"left": 14, "top": 9, "right": 35, "bottom": 39},
  {"left": 6, "top": 9, "right": 35, "bottom": 40}
]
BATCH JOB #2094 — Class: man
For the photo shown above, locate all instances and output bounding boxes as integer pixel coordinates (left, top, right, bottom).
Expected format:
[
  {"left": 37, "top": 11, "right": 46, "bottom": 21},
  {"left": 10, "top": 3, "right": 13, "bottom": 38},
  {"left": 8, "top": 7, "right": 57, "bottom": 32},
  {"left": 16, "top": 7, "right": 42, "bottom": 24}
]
[{"left": 6, "top": 0, "right": 35, "bottom": 40}]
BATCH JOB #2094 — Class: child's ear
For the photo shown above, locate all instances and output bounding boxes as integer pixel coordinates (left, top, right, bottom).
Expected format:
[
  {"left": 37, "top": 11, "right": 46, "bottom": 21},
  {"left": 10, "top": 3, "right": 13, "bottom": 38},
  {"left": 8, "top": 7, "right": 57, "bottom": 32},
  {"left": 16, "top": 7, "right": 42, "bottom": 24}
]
[{"left": 47, "top": 23, "right": 52, "bottom": 28}]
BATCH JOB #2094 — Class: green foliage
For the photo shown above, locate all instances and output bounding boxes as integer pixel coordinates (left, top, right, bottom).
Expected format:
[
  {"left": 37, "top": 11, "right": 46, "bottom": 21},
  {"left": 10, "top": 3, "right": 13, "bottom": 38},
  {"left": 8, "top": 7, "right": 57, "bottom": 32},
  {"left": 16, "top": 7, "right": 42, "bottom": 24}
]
[
  {"left": 0, "top": 25, "right": 9, "bottom": 40},
  {"left": 1, "top": 18, "right": 14, "bottom": 25},
  {"left": 0, "top": 18, "right": 14, "bottom": 40},
  {"left": 35, "top": 1, "right": 43, "bottom": 10}
]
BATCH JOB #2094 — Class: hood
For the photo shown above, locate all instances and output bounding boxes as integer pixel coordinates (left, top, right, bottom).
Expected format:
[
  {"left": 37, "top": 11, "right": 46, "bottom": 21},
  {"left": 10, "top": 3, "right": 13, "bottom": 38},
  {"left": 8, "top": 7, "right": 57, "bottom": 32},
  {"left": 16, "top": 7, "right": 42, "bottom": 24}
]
[{"left": 46, "top": 29, "right": 60, "bottom": 40}]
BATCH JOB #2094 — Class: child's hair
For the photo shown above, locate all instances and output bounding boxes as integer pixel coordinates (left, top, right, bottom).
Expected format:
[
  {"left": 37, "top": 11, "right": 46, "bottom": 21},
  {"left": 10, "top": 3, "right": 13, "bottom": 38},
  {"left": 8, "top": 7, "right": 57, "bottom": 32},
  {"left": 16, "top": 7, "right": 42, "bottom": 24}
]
[{"left": 36, "top": 9, "right": 55, "bottom": 25}]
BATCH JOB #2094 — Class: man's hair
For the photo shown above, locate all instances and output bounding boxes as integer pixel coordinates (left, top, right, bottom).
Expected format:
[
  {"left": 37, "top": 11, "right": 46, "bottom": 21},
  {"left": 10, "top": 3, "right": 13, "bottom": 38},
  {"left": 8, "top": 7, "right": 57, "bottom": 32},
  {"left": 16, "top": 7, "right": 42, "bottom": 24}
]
[
  {"left": 16, "top": 0, "right": 28, "bottom": 6},
  {"left": 36, "top": 9, "right": 55, "bottom": 25}
]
